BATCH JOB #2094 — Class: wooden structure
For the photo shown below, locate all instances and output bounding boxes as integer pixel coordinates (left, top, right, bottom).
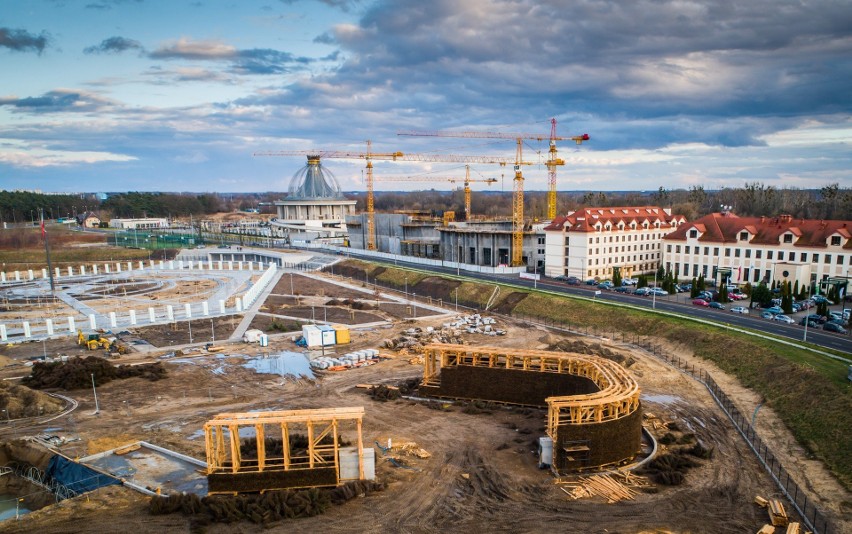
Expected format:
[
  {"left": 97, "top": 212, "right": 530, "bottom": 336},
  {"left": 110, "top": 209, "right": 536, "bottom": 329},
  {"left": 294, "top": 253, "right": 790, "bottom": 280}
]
[
  {"left": 203, "top": 407, "right": 365, "bottom": 494},
  {"left": 421, "top": 344, "right": 642, "bottom": 472}
]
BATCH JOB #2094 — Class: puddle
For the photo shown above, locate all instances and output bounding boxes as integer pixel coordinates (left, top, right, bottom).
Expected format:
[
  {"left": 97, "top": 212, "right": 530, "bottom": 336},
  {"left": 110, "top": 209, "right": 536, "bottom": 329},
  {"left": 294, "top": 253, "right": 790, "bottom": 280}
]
[
  {"left": 243, "top": 351, "right": 314, "bottom": 379},
  {"left": 0, "top": 496, "right": 30, "bottom": 521},
  {"left": 641, "top": 393, "right": 681, "bottom": 405}
]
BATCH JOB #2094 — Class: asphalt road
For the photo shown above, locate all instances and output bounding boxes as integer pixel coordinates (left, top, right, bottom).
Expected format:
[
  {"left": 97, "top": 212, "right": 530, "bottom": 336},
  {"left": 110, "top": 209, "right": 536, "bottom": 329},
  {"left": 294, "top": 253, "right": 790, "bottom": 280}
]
[{"left": 334, "top": 251, "right": 852, "bottom": 355}]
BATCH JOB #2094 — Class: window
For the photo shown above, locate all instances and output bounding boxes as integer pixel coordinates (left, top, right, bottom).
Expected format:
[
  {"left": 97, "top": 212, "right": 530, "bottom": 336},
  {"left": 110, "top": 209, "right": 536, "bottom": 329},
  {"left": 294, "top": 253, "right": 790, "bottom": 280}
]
[
  {"left": 740, "top": 231, "right": 748, "bottom": 241},
  {"left": 689, "top": 229, "right": 697, "bottom": 238},
  {"left": 813, "top": 254, "right": 819, "bottom": 262},
  {"left": 676, "top": 245, "right": 681, "bottom": 253},
  {"left": 756, "top": 250, "right": 762, "bottom": 259},
  {"left": 838, "top": 255, "right": 844, "bottom": 265},
  {"left": 831, "top": 236, "right": 841, "bottom": 246},
  {"left": 704, "top": 247, "right": 709, "bottom": 255},
  {"left": 725, "top": 248, "right": 731, "bottom": 257},
  {"left": 538, "top": 236, "right": 545, "bottom": 245},
  {"left": 801, "top": 253, "right": 807, "bottom": 262},
  {"left": 735, "top": 249, "right": 741, "bottom": 258},
  {"left": 564, "top": 237, "right": 570, "bottom": 246},
  {"left": 667, "top": 244, "right": 672, "bottom": 253},
  {"left": 714, "top": 247, "right": 719, "bottom": 256},
  {"left": 825, "top": 255, "right": 831, "bottom": 263},
  {"left": 685, "top": 246, "right": 690, "bottom": 254},
  {"left": 745, "top": 249, "right": 751, "bottom": 258},
  {"left": 768, "top": 251, "right": 774, "bottom": 260},
  {"left": 783, "top": 234, "right": 793, "bottom": 243},
  {"left": 596, "top": 237, "right": 600, "bottom": 244}
]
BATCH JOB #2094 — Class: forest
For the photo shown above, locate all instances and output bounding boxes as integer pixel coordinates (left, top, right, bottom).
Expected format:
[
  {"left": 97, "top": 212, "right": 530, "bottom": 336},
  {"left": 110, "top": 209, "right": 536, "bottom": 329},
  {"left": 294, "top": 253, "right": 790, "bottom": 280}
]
[{"left": 1, "top": 183, "right": 850, "bottom": 223}]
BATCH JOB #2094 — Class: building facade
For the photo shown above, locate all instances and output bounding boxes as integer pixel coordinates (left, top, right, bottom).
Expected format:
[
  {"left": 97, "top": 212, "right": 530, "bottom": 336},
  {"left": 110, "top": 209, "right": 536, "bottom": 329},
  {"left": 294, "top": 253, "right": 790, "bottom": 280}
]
[
  {"left": 543, "top": 207, "right": 685, "bottom": 280},
  {"left": 109, "top": 217, "right": 169, "bottom": 230},
  {"left": 662, "top": 212, "right": 852, "bottom": 290}
]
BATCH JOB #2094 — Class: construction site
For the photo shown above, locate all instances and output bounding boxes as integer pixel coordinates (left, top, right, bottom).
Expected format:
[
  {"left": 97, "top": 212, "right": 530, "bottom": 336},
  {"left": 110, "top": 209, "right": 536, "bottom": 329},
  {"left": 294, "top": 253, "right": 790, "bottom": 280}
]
[{"left": 0, "top": 249, "right": 848, "bottom": 533}]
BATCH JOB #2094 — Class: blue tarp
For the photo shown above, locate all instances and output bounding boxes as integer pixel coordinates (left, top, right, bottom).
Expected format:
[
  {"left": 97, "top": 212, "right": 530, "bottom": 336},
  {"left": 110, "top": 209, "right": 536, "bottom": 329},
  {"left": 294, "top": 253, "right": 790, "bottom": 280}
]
[{"left": 46, "top": 455, "right": 121, "bottom": 495}]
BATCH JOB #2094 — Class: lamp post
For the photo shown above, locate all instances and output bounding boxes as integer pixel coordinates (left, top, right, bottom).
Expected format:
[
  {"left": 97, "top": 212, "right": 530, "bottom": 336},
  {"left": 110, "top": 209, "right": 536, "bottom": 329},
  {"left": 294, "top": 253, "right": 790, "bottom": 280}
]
[
  {"left": 91, "top": 373, "right": 100, "bottom": 414},
  {"left": 404, "top": 276, "right": 408, "bottom": 300},
  {"left": 653, "top": 269, "right": 657, "bottom": 310},
  {"left": 211, "top": 319, "right": 215, "bottom": 343}
]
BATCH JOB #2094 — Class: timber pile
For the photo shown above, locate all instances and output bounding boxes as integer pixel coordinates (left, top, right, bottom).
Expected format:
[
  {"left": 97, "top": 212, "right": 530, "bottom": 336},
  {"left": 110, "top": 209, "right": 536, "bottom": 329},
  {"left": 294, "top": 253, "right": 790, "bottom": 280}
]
[
  {"left": 557, "top": 472, "right": 648, "bottom": 503},
  {"left": 392, "top": 441, "right": 431, "bottom": 459},
  {"left": 768, "top": 499, "right": 789, "bottom": 527}
]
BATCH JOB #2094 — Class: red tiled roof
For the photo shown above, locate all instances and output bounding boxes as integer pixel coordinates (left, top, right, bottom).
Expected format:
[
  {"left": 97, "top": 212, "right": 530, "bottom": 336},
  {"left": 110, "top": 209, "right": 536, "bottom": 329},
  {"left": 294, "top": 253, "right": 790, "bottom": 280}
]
[
  {"left": 544, "top": 206, "right": 683, "bottom": 232},
  {"left": 664, "top": 212, "right": 852, "bottom": 249}
]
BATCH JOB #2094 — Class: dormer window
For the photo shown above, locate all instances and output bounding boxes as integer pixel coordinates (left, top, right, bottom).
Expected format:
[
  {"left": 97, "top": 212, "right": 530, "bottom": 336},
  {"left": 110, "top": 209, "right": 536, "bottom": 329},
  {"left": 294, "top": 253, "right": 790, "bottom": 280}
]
[
  {"left": 689, "top": 229, "right": 698, "bottom": 238},
  {"left": 831, "top": 236, "right": 841, "bottom": 246},
  {"left": 739, "top": 231, "right": 748, "bottom": 241},
  {"left": 783, "top": 234, "right": 793, "bottom": 244}
]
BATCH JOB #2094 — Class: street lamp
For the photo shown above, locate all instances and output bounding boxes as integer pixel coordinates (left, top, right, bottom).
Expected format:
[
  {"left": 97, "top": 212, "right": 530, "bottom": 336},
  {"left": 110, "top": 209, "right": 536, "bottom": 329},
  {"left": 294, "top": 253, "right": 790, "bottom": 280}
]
[{"left": 653, "top": 269, "right": 657, "bottom": 309}]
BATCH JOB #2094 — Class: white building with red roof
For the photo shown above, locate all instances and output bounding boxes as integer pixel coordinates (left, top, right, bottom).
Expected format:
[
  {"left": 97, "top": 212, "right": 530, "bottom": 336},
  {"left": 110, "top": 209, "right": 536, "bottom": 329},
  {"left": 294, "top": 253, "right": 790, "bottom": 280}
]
[
  {"left": 543, "top": 206, "right": 686, "bottom": 280},
  {"left": 663, "top": 212, "right": 852, "bottom": 290}
]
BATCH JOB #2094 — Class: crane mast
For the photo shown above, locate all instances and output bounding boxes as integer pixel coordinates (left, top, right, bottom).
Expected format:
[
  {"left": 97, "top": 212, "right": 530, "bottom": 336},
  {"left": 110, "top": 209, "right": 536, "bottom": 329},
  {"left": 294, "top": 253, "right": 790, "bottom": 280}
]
[{"left": 256, "top": 144, "right": 520, "bottom": 251}]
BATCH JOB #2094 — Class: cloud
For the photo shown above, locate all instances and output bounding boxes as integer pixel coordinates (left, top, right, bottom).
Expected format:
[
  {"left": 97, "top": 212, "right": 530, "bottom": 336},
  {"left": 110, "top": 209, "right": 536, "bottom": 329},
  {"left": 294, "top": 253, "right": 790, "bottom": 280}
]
[
  {"left": 0, "top": 89, "right": 115, "bottom": 113},
  {"left": 83, "top": 36, "right": 144, "bottom": 54},
  {"left": 148, "top": 38, "right": 314, "bottom": 75},
  {"left": 142, "top": 66, "right": 233, "bottom": 83},
  {"left": 0, "top": 27, "right": 49, "bottom": 54},
  {"left": 0, "top": 139, "right": 136, "bottom": 168}
]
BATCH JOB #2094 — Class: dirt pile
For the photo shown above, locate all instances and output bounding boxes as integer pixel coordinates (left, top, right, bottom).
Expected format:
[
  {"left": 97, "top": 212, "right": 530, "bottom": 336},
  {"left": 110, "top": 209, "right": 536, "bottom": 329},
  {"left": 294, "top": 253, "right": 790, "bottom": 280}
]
[
  {"left": 548, "top": 339, "right": 636, "bottom": 367},
  {"left": 148, "top": 480, "right": 385, "bottom": 527},
  {"left": 381, "top": 326, "right": 465, "bottom": 351},
  {"left": 366, "top": 378, "right": 421, "bottom": 402},
  {"left": 23, "top": 356, "right": 167, "bottom": 390},
  {"left": 0, "top": 381, "right": 65, "bottom": 418}
]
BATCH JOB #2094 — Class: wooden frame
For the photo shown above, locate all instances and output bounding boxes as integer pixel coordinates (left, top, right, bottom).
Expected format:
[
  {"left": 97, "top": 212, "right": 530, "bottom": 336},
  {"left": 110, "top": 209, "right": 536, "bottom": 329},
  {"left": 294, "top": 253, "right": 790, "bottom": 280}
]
[{"left": 203, "top": 407, "right": 365, "bottom": 491}]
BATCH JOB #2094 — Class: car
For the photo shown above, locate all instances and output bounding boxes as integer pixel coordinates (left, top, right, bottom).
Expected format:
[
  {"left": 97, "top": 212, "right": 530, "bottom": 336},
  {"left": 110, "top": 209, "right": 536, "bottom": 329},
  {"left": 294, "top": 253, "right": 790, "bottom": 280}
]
[
  {"left": 585, "top": 279, "right": 598, "bottom": 286},
  {"left": 692, "top": 298, "right": 710, "bottom": 307},
  {"left": 772, "top": 314, "right": 795, "bottom": 324},
  {"left": 764, "top": 306, "right": 784, "bottom": 315},
  {"left": 217, "top": 244, "right": 231, "bottom": 249},
  {"left": 800, "top": 317, "right": 820, "bottom": 327},
  {"left": 649, "top": 288, "right": 669, "bottom": 296},
  {"left": 812, "top": 295, "right": 828, "bottom": 304},
  {"left": 823, "top": 322, "right": 847, "bottom": 334},
  {"left": 634, "top": 287, "right": 651, "bottom": 296},
  {"left": 554, "top": 275, "right": 568, "bottom": 281},
  {"left": 730, "top": 306, "right": 749, "bottom": 314},
  {"left": 761, "top": 311, "right": 775, "bottom": 319},
  {"left": 803, "top": 314, "right": 827, "bottom": 324},
  {"left": 614, "top": 286, "right": 632, "bottom": 293},
  {"left": 598, "top": 282, "right": 614, "bottom": 290},
  {"left": 566, "top": 277, "right": 581, "bottom": 286},
  {"left": 709, "top": 302, "right": 725, "bottom": 310}
]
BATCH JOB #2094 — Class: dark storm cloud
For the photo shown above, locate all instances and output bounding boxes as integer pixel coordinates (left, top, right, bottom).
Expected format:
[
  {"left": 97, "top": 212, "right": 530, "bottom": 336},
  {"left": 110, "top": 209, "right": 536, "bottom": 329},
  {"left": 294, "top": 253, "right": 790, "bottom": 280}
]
[
  {"left": 0, "top": 90, "right": 114, "bottom": 112},
  {"left": 83, "top": 36, "right": 144, "bottom": 54},
  {"left": 0, "top": 27, "right": 49, "bottom": 53},
  {"left": 149, "top": 39, "right": 313, "bottom": 75}
]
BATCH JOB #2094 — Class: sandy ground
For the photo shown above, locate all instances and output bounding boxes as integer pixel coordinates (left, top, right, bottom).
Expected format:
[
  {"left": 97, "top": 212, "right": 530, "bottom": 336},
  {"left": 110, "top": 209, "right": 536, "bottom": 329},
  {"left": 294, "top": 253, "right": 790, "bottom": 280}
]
[{"left": 0, "top": 270, "right": 848, "bottom": 533}]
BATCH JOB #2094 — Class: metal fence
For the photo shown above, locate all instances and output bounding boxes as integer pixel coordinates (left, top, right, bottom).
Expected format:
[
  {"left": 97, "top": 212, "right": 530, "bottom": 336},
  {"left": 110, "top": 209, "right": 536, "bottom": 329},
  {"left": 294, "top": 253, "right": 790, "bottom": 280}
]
[{"left": 332, "top": 270, "right": 834, "bottom": 534}]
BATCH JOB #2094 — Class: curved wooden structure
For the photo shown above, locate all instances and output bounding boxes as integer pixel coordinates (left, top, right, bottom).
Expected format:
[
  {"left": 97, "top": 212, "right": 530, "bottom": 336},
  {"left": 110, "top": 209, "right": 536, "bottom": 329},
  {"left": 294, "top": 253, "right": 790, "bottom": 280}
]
[{"left": 421, "top": 343, "right": 642, "bottom": 472}]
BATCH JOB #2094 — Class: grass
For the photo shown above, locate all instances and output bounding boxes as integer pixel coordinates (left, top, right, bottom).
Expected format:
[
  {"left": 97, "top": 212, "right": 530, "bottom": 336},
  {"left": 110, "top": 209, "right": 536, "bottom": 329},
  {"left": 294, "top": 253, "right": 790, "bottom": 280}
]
[{"left": 334, "top": 259, "right": 852, "bottom": 490}]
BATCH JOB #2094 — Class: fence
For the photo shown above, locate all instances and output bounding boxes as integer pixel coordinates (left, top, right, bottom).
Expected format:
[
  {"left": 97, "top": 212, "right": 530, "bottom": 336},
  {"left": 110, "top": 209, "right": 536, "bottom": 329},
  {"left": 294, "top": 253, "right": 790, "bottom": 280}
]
[{"left": 328, "top": 268, "right": 835, "bottom": 534}]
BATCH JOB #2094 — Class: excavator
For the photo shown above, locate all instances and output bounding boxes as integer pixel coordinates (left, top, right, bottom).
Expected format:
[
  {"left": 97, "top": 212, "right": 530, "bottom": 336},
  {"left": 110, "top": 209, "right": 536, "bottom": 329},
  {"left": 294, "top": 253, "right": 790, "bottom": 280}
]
[{"left": 77, "top": 330, "right": 127, "bottom": 355}]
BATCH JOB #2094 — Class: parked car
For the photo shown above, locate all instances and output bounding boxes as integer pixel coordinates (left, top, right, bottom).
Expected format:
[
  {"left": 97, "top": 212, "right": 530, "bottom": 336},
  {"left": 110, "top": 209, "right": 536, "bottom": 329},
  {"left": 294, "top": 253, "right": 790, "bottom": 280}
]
[
  {"left": 554, "top": 275, "right": 568, "bottom": 281},
  {"left": 772, "top": 314, "right": 795, "bottom": 324},
  {"left": 708, "top": 302, "right": 724, "bottom": 310},
  {"left": 598, "top": 281, "right": 614, "bottom": 290},
  {"left": 692, "top": 298, "right": 710, "bottom": 307},
  {"left": 614, "top": 286, "right": 632, "bottom": 293},
  {"left": 730, "top": 306, "right": 749, "bottom": 314},
  {"left": 823, "top": 322, "right": 847, "bottom": 334},
  {"left": 803, "top": 314, "right": 827, "bottom": 324},
  {"left": 634, "top": 287, "right": 651, "bottom": 296},
  {"left": 764, "top": 306, "right": 784, "bottom": 315},
  {"left": 649, "top": 288, "right": 669, "bottom": 296},
  {"left": 566, "top": 276, "right": 581, "bottom": 285},
  {"left": 812, "top": 295, "right": 828, "bottom": 304},
  {"left": 800, "top": 317, "right": 820, "bottom": 327},
  {"left": 585, "top": 279, "right": 598, "bottom": 286},
  {"left": 761, "top": 311, "right": 775, "bottom": 319}
]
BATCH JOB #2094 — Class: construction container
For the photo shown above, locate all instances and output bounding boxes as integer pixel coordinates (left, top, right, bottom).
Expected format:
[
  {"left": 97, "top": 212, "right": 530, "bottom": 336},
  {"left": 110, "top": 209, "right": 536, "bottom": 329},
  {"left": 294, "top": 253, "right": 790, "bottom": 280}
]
[
  {"left": 538, "top": 436, "right": 553, "bottom": 468},
  {"left": 332, "top": 324, "right": 350, "bottom": 344},
  {"left": 318, "top": 325, "right": 336, "bottom": 346},
  {"left": 259, "top": 334, "right": 269, "bottom": 347},
  {"left": 338, "top": 446, "right": 376, "bottom": 481},
  {"left": 301, "top": 325, "right": 323, "bottom": 348}
]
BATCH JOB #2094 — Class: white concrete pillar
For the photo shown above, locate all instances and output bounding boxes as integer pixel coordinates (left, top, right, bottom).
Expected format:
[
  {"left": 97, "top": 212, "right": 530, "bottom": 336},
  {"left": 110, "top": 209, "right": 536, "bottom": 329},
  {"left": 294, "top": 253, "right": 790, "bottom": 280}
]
[
  {"left": 148, "top": 307, "right": 156, "bottom": 323},
  {"left": 166, "top": 305, "right": 174, "bottom": 322},
  {"left": 80, "top": 266, "right": 86, "bottom": 276},
  {"left": 227, "top": 261, "right": 233, "bottom": 270},
  {"left": 178, "top": 260, "right": 184, "bottom": 270},
  {"left": 1, "top": 273, "right": 6, "bottom": 283},
  {"left": 14, "top": 271, "right": 21, "bottom": 281},
  {"left": 187, "top": 260, "right": 193, "bottom": 270},
  {"left": 89, "top": 314, "right": 97, "bottom": 329},
  {"left": 235, "top": 297, "right": 243, "bottom": 312},
  {"left": 93, "top": 265, "right": 99, "bottom": 275},
  {"left": 41, "top": 269, "right": 47, "bottom": 279},
  {"left": 138, "top": 261, "right": 145, "bottom": 270},
  {"left": 184, "top": 303, "right": 192, "bottom": 318},
  {"left": 149, "top": 260, "right": 155, "bottom": 268},
  {"left": 67, "top": 266, "right": 74, "bottom": 277},
  {"left": 0, "top": 325, "right": 6, "bottom": 342},
  {"left": 169, "top": 260, "right": 175, "bottom": 269},
  {"left": 217, "top": 261, "right": 223, "bottom": 270},
  {"left": 55, "top": 267, "right": 61, "bottom": 278},
  {"left": 28, "top": 269, "right": 34, "bottom": 280},
  {"left": 202, "top": 302, "right": 209, "bottom": 316},
  {"left": 238, "top": 261, "right": 243, "bottom": 270},
  {"left": 68, "top": 317, "right": 75, "bottom": 333},
  {"left": 127, "top": 261, "right": 133, "bottom": 271},
  {"left": 248, "top": 262, "right": 254, "bottom": 271},
  {"left": 159, "top": 260, "right": 165, "bottom": 269},
  {"left": 109, "top": 311, "right": 117, "bottom": 328},
  {"left": 129, "top": 310, "right": 137, "bottom": 325},
  {"left": 46, "top": 318, "right": 54, "bottom": 336},
  {"left": 115, "top": 262, "right": 121, "bottom": 273},
  {"left": 23, "top": 321, "right": 31, "bottom": 338},
  {"left": 219, "top": 300, "right": 226, "bottom": 314},
  {"left": 105, "top": 264, "right": 111, "bottom": 274}
]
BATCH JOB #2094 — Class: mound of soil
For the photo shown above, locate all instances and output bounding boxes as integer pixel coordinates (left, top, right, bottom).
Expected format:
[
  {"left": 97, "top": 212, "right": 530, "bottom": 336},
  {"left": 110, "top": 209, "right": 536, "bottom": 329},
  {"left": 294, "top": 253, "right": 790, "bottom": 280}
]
[
  {"left": 23, "top": 356, "right": 167, "bottom": 391},
  {"left": 0, "top": 382, "right": 65, "bottom": 418}
]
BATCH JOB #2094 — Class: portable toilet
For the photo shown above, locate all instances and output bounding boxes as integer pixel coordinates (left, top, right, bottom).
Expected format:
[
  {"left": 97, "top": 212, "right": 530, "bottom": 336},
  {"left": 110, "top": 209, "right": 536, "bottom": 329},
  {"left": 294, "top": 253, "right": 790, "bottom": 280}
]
[
  {"left": 259, "top": 334, "right": 269, "bottom": 347},
  {"left": 332, "top": 325, "right": 350, "bottom": 344},
  {"left": 301, "top": 325, "right": 323, "bottom": 348},
  {"left": 318, "top": 325, "right": 336, "bottom": 346}
]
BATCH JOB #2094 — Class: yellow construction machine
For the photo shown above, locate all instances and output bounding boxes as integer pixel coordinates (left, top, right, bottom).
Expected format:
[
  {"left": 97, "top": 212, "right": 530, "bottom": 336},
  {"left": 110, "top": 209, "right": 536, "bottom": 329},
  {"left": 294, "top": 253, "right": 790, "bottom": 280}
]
[{"left": 77, "top": 330, "right": 112, "bottom": 351}]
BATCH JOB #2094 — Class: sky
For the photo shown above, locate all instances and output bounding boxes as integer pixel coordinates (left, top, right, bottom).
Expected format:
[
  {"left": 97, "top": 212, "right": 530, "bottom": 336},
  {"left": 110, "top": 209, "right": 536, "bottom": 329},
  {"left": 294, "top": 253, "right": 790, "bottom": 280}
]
[{"left": 1, "top": 0, "right": 851, "bottom": 194}]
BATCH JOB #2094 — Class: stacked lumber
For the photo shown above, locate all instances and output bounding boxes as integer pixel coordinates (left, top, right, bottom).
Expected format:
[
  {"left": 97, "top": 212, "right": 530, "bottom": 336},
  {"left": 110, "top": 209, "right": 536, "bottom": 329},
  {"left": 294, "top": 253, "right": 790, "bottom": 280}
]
[
  {"left": 768, "top": 499, "right": 789, "bottom": 527},
  {"left": 785, "top": 523, "right": 801, "bottom": 534},
  {"left": 558, "top": 473, "right": 641, "bottom": 503},
  {"left": 391, "top": 441, "right": 431, "bottom": 459},
  {"left": 757, "top": 526, "right": 775, "bottom": 534}
]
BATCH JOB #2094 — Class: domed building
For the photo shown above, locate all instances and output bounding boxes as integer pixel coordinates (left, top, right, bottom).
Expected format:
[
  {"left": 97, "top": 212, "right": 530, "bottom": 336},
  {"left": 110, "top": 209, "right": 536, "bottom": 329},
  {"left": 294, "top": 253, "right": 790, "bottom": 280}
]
[{"left": 271, "top": 156, "right": 357, "bottom": 240}]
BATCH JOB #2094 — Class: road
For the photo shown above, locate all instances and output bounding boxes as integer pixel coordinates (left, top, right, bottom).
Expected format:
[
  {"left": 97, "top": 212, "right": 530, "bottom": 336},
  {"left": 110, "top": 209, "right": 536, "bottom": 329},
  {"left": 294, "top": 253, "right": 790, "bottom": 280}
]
[{"left": 331, "top": 250, "right": 852, "bottom": 355}]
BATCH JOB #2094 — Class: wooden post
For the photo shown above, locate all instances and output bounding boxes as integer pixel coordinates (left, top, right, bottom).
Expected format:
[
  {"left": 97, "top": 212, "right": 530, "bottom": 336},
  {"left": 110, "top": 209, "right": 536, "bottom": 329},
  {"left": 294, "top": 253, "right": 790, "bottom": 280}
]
[{"left": 256, "top": 424, "right": 265, "bottom": 472}]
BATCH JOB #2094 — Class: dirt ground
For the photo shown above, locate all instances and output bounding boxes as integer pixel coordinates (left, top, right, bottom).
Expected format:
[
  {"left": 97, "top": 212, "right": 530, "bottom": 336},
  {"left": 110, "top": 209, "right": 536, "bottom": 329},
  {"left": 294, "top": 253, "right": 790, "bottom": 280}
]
[{"left": 0, "top": 270, "right": 849, "bottom": 533}]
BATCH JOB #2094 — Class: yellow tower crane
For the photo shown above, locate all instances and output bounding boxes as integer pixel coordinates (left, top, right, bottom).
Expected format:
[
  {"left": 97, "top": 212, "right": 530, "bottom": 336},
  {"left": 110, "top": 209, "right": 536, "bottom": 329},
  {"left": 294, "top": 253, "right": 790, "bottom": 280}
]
[
  {"left": 375, "top": 166, "right": 497, "bottom": 218},
  {"left": 399, "top": 123, "right": 589, "bottom": 265},
  {"left": 255, "top": 143, "right": 526, "bottom": 251}
]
